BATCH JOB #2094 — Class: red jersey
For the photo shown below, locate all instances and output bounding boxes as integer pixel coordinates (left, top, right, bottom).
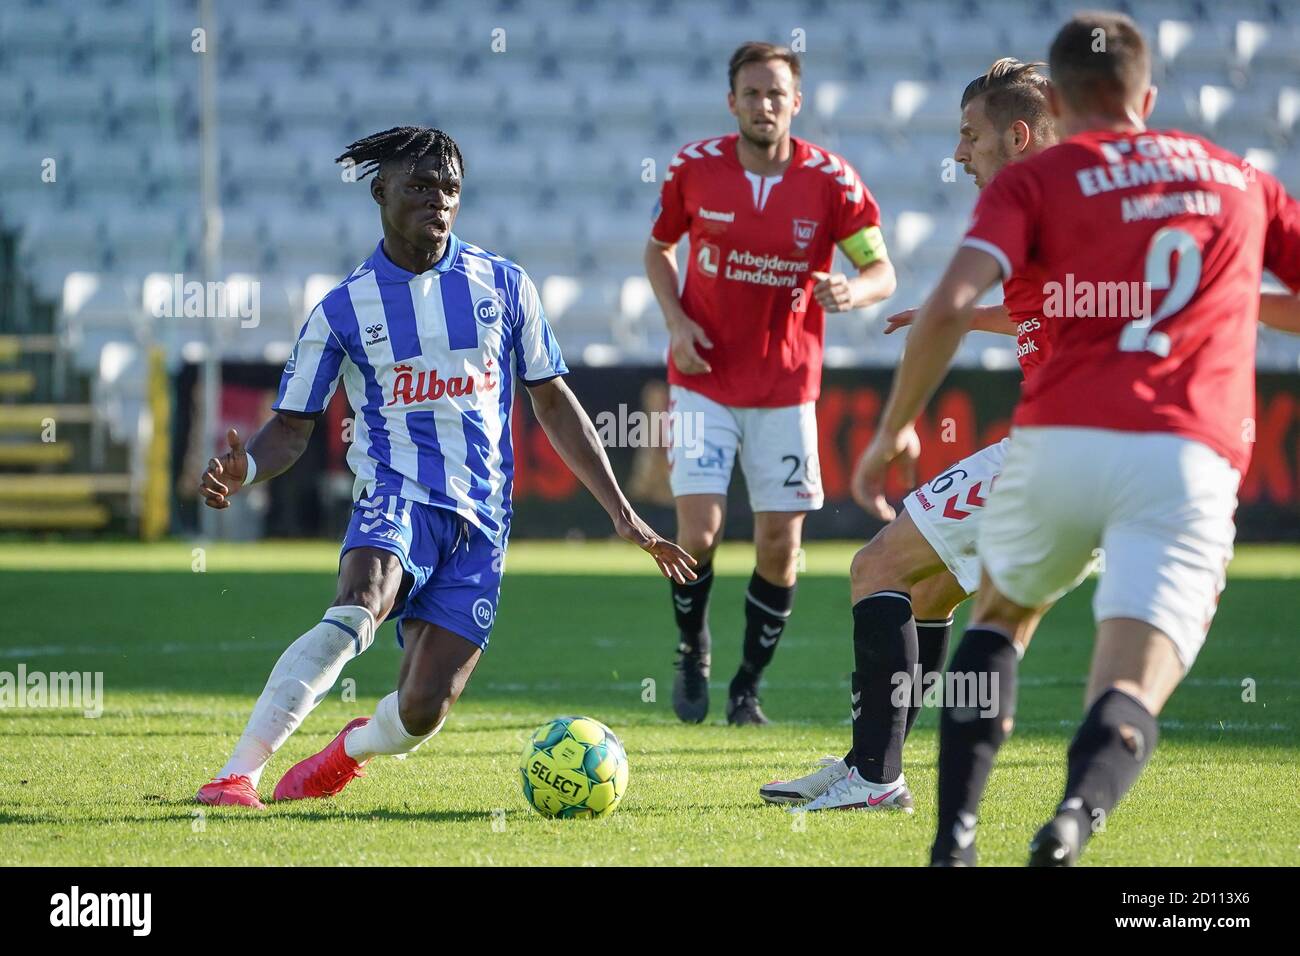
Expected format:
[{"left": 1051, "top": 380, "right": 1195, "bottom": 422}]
[
  {"left": 652, "top": 134, "right": 885, "bottom": 407},
  {"left": 964, "top": 128, "right": 1300, "bottom": 473},
  {"left": 1003, "top": 267, "right": 1051, "bottom": 380}
]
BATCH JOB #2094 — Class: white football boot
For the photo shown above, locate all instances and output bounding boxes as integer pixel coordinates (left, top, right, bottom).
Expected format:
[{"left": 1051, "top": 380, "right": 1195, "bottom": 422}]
[
  {"left": 759, "top": 755, "right": 849, "bottom": 805},
  {"left": 793, "top": 766, "right": 915, "bottom": 813}
]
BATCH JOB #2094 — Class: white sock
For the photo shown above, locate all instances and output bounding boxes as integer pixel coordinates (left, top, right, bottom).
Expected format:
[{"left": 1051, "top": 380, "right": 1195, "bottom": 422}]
[
  {"left": 217, "top": 605, "right": 375, "bottom": 786},
  {"left": 344, "top": 691, "right": 443, "bottom": 762}
]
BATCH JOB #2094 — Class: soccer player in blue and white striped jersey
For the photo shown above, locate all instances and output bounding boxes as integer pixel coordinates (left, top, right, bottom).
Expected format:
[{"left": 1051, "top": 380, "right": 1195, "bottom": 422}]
[{"left": 195, "top": 127, "right": 694, "bottom": 808}]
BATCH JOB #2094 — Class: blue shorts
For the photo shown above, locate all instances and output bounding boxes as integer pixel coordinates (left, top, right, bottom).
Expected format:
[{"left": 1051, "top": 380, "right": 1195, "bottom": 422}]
[{"left": 340, "top": 494, "right": 504, "bottom": 650}]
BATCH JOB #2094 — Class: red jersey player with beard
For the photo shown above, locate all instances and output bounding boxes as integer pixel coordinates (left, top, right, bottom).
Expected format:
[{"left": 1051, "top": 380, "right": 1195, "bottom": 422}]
[{"left": 645, "top": 41, "right": 897, "bottom": 726}]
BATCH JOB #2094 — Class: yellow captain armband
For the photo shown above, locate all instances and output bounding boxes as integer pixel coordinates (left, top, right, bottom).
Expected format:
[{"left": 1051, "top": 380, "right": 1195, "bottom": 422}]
[{"left": 839, "top": 225, "right": 888, "bottom": 268}]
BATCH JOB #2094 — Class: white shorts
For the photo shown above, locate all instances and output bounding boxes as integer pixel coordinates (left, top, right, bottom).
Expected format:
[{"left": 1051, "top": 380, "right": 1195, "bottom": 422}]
[
  {"left": 667, "top": 385, "right": 823, "bottom": 512},
  {"left": 903, "top": 438, "right": 1011, "bottom": 594},
  {"left": 978, "top": 427, "right": 1240, "bottom": 670}
]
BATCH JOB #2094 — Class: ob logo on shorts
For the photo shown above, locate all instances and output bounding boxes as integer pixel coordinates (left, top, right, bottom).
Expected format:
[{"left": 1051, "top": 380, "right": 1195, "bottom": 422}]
[{"left": 472, "top": 598, "right": 495, "bottom": 630}]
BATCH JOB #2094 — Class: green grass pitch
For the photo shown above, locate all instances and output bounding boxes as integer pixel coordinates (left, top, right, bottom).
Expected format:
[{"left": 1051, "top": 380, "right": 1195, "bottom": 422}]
[{"left": 0, "top": 540, "right": 1296, "bottom": 866}]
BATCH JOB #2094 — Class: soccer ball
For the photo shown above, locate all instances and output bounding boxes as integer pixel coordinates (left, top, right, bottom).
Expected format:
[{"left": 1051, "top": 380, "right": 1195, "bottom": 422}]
[{"left": 520, "top": 716, "right": 629, "bottom": 819}]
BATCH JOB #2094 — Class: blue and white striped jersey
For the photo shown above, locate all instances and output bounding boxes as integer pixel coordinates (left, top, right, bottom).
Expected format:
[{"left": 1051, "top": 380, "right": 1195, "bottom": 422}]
[{"left": 273, "top": 234, "right": 567, "bottom": 544}]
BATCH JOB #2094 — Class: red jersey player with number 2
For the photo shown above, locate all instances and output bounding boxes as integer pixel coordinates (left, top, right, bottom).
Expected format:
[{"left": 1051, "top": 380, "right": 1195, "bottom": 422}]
[
  {"left": 645, "top": 41, "right": 896, "bottom": 726},
  {"left": 859, "top": 11, "right": 1300, "bottom": 866}
]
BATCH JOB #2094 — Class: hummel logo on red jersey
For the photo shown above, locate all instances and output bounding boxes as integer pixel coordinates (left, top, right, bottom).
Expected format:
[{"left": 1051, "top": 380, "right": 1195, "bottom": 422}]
[{"left": 699, "top": 207, "right": 735, "bottom": 223}]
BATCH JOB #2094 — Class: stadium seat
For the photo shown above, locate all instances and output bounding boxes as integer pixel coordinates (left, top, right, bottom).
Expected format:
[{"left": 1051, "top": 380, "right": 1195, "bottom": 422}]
[
  {"left": 262, "top": 215, "right": 347, "bottom": 276},
  {"left": 0, "top": 79, "right": 28, "bottom": 124},
  {"left": 71, "top": 6, "right": 152, "bottom": 55},
  {"left": 613, "top": 14, "right": 703, "bottom": 63},
  {"left": 0, "top": 7, "right": 74, "bottom": 53},
  {"left": 810, "top": 80, "right": 886, "bottom": 135},
  {"left": 1238, "top": 22, "right": 1300, "bottom": 74},
  {"left": 845, "top": 21, "right": 933, "bottom": 70},
  {"left": 29, "top": 76, "right": 108, "bottom": 124},
  {"left": 1004, "top": 21, "right": 1059, "bottom": 63},
  {"left": 890, "top": 79, "right": 968, "bottom": 132},
  {"left": 222, "top": 10, "right": 307, "bottom": 59},
  {"left": 61, "top": 275, "right": 143, "bottom": 380},
  {"left": 1157, "top": 21, "right": 1234, "bottom": 73},
  {"left": 217, "top": 215, "right": 269, "bottom": 274},
  {"left": 931, "top": 21, "right": 1008, "bottom": 76}
]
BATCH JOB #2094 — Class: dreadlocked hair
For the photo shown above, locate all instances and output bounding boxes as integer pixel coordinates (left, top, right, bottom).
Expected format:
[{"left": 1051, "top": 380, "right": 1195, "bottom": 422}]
[{"left": 335, "top": 126, "right": 464, "bottom": 181}]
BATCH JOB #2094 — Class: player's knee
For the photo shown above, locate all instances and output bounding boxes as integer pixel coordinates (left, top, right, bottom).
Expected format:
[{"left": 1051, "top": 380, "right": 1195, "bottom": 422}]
[
  {"left": 398, "top": 686, "right": 453, "bottom": 737},
  {"left": 911, "top": 574, "right": 963, "bottom": 621},
  {"left": 332, "top": 585, "right": 391, "bottom": 622},
  {"left": 969, "top": 586, "right": 1032, "bottom": 634},
  {"left": 756, "top": 541, "right": 799, "bottom": 583},
  {"left": 398, "top": 670, "right": 469, "bottom": 736},
  {"left": 849, "top": 535, "right": 910, "bottom": 598},
  {"left": 678, "top": 526, "right": 721, "bottom": 563}
]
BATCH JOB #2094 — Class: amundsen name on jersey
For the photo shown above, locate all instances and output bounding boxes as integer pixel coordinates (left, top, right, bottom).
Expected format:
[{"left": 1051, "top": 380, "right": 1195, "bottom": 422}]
[
  {"left": 724, "top": 248, "right": 808, "bottom": 288},
  {"left": 1076, "top": 134, "right": 1249, "bottom": 197}
]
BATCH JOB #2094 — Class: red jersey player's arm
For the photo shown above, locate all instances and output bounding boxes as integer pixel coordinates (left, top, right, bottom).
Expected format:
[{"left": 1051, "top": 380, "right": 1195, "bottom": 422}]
[
  {"left": 198, "top": 413, "right": 315, "bottom": 509},
  {"left": 854, "top": 258, "right": 898, "bottom": 308},
  {"left": 883, "top": 303, "right": 1016, "bottom": 336},
  {"left": 644, "top": 238, "right": 713, "bottom": 374},
  {"left": 879, "top": 246, "right": 1004, "bottom": 431},
  {"left": 643, "top": 238, "right": 691, "bottom": 330},
  {"left": 525, "top": 376, "right": 696, "bottom": 583},
  {"left": 821, "top": 210, "right": 896, "bottom": 311},
  {"left": 850, "top": 246, "right": 1003, "bottom": 517},
  {"left": 1259, "top": 291, "right": 1300, "bottom": 334},
  {"left": 812, "top": 259, "right": 897, "bottom": 313}
]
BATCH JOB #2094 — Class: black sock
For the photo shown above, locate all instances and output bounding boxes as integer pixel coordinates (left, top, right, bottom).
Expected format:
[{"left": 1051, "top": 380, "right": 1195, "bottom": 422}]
[
  {"left": 849, "top": 591, "right": 917, "bottom": 784},
  {"left": 905, "top": 617, "right": 954, "bottom": 738},
  {"left": 845, "top": 614, "right": 953, "bottom": 767},
  {"left": 671, "top": 561, "right": 713, "bottom": 658},
  {"left": 843, "top": 671, "right": 862, "bottom": 766},
  {"left": 931, "top": 627, "right": 1019, "bottom": 865},
  {"left": 1056, "top": 688, "right": 1158, "bottom": 843},
  {"left": 730, "top": 570, "right": 795, "bottom": 698}
]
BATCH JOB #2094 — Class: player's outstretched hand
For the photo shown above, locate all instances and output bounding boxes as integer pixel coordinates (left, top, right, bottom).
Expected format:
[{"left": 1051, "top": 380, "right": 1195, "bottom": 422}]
[
  {"left": 882, "top": 307, "right": 917, "bottom": 335},
  {"left": 851, "top": 424, "right": 920, "bottom": 522},
  {"left": 668, "top": 316, "right": 713, "bottom": 375},
  {"left": 199, "top": 427, "right": 249, "bottom": 510},
  {"left": 812, "top": 271, "right": 854, "bottom": 313},
  {"left": 614, "top": 509, "right": 698, "bottom": 584}
]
